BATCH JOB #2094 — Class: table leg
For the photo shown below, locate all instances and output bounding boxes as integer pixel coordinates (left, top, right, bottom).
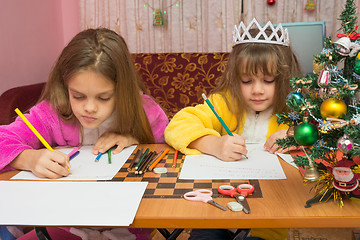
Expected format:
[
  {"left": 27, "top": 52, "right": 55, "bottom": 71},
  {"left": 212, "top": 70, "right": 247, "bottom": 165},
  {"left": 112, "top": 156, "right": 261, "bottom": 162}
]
[
  {"left": 35, "top": 227, "right": 52, "bottom": 240},
  {"left": 157, "top": 228, "right": 184, "bottom": 240},
  {"left": 230, "top": 229, "right": 250, "bottom": 240}
]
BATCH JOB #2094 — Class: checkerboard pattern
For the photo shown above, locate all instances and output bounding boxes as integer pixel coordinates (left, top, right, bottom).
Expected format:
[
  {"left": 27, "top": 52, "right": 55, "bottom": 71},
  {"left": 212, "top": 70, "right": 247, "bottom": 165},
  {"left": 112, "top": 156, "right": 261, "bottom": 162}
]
[{"left": 108, "top": 151, "right": 263, "bottom": 199}]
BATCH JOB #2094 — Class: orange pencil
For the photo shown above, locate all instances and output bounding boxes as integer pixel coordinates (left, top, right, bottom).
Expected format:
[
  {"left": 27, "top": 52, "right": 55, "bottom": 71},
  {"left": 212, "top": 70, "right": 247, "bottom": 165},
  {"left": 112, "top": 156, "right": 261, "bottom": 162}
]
[
  {"left": 172, "top": 150, "right": 178, "bottom": 168},
  {"left": 148, "top": 148, "right": 169, "bottom": 171}
]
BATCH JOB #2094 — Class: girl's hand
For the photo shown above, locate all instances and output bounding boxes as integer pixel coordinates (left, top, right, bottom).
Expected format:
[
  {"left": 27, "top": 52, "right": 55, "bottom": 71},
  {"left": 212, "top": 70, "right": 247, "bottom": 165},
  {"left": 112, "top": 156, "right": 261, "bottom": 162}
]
[
  {"left": 92, "top": 132, "right": 139, "bottom": 155},
  {"left": 264, "top": 129, "right": 297, "bottom": 154},
  {"left": 214, "top": 134, "right": 248, "bottom": 161},
  {"left": 189, "top": 133, "right": 247, "bottom": 162},
  {"left": 10, "top": 149, "right": 71, "bottom": 179}
]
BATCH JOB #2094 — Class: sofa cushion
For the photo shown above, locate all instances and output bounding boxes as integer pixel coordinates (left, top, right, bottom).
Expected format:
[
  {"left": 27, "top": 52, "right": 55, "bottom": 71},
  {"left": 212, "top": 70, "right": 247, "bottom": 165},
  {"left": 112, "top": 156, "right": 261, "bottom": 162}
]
[{"left": 132, "top": 53, "right": 229, "bottom": 119}]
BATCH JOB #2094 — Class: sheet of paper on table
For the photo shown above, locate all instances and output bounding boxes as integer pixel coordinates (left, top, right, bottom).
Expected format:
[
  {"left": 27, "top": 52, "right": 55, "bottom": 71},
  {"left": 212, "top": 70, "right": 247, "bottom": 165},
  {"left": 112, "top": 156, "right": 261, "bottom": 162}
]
[
  {"left": 277, "top": 153, "right": 299, "bottom": 169},
  {"left": 179, "top": 143, "right": 287, "bottom": 180},
  {"left": 0, "top": 181, "right": 148, "bottom": 226},
  {"left": 11, "top": 145, "right": 136, "bottom": 180}
]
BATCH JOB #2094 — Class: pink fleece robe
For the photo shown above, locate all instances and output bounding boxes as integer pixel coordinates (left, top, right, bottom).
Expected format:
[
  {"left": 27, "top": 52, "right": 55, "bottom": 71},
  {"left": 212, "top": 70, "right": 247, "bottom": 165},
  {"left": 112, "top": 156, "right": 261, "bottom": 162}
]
[{"left": 0, "top": 94, "right": 169, "bottom": 173}]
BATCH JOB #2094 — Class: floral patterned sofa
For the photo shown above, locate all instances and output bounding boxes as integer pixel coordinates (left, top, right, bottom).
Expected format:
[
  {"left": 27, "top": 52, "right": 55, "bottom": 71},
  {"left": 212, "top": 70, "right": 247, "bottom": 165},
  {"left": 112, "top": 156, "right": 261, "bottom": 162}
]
[{"left": 0, "top": 53, "right": 229, "bottom": 125}]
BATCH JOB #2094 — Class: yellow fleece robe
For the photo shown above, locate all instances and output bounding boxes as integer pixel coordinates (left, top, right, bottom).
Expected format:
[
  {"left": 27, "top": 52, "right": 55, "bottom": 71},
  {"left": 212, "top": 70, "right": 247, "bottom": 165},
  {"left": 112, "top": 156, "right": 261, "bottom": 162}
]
[
  {"left": 164, "top": 92, "right": 289, "bottom": 240},
  {"left": 165, "top": 92, "right": 288, "bottom": 155}
]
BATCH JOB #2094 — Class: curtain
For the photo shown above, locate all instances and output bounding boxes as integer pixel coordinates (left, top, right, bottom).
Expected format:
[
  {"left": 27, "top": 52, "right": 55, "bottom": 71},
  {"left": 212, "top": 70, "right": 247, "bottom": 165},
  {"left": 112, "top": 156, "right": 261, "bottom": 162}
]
[{"left": 79, "top": 0, "right": 360, "bottom": 53}]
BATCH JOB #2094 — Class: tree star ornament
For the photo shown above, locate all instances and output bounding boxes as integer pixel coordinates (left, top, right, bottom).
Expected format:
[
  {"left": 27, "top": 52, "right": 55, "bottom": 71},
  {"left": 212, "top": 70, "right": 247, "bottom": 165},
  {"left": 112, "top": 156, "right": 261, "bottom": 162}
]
[{"left": 320, "top": 98, "right": 347, "bottom": 119}]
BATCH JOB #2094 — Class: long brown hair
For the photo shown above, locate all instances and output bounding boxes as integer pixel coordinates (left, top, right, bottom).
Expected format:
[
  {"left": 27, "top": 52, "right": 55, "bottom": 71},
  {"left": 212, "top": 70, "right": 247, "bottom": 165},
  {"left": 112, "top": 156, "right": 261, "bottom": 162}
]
[
  {"left": 214, "top": 29, "right": 302, "bottom": 127},
  {"left": 40, "top": 28, "right": 155, "bottom": 143}
]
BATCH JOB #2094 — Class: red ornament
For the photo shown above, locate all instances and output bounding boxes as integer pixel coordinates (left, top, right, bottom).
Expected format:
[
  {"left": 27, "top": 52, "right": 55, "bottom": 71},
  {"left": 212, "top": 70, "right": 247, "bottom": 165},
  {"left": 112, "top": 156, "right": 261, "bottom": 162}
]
[
  {"left": 267, "top": 0, "right": 275, "bottom": 6},
  {"left": 353, "top": 155, "right": 360, "bottom": 165}
]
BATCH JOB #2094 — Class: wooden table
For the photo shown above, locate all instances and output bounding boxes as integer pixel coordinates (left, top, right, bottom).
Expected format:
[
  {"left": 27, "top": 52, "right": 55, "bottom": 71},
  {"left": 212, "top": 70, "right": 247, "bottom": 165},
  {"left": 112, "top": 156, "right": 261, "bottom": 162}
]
[{"left": 1, "top": 144, "right": 360, "bottom": 233}]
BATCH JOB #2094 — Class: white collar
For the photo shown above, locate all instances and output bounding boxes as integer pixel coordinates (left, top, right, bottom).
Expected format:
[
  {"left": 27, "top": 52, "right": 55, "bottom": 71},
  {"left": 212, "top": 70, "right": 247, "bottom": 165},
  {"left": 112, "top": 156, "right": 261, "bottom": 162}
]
[
  {"left": 241, "top": 107, "right": 273, "bottom": 144},
  {"left": 82, "top": 113, "right": 115, "bottom": 145}
]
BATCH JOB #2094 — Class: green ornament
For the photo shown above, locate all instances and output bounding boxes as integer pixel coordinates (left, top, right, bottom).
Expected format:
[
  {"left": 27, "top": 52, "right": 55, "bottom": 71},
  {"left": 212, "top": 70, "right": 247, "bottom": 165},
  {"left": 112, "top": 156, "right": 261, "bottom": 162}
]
[
  {"left": 294, "top": 122, "right": 318, "bottom": 146},
  {"left": 354, "top": 52, "right": 360, "bottom": 75},
  {"left": 286, "top": 91, "right": 303, "bottom": 103}
]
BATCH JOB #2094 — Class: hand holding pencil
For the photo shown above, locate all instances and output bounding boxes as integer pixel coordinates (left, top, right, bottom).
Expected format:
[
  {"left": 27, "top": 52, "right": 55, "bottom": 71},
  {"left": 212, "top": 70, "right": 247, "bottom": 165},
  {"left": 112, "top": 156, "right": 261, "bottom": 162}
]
[
  {"left": 200, "top": 94, "right": 248, "bottom": 161},
  {"left": 13, "top": 108, "right": 71, "bottom": 179}
]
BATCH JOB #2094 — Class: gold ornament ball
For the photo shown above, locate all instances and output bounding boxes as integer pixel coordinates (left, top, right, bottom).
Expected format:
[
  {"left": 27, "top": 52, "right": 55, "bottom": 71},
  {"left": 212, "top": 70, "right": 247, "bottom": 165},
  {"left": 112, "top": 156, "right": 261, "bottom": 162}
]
[{"left": 320, "top": 98, "right": 347, "bottom": 119}]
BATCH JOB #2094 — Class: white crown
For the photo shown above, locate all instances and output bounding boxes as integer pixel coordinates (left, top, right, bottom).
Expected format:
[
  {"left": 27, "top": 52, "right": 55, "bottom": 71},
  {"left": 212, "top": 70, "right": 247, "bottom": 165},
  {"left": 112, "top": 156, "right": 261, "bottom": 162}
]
[{"left": 233, "top": 18, "right": 290, "bottom": 47}]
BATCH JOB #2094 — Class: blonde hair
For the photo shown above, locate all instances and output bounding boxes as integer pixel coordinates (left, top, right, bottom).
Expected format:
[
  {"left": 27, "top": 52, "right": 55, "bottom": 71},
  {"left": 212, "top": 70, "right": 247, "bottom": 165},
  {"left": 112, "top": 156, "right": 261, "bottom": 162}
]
[
  {"left": 214, "top": 29, "right": 301, "bottom": 127},
  {"left": 40, "top": 28, "right": 155, "bottom": 143}
]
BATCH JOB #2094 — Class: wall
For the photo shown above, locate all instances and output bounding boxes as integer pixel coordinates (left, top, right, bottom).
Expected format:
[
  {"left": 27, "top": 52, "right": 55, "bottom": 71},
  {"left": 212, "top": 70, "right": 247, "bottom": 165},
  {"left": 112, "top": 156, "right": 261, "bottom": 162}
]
[
  {"left": 0, "top": 0, "right": 80, "bottom": 95},
  {"left": 79, "top": 0, "right": 360, "bottom": 54}
]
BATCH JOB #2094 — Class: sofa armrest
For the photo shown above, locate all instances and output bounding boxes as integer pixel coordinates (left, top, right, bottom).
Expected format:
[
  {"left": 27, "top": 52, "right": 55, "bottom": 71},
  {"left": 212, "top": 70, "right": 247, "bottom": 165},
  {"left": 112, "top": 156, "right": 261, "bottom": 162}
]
[{"left": 0, "top": 82, "right": 45, "bottom": 125}]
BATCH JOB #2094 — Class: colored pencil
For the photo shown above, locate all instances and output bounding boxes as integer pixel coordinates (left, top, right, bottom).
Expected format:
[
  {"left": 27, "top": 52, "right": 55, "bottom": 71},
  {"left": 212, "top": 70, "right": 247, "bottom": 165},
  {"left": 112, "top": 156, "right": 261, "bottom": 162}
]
[
  {"left": 147, "top": 150, "right": 162, "bottom": 170},
  {"left": 148, "top": 148, "right": 169, "bottom": 171},
  {"left": 172, "top": 150, "right": 178, "bottom": 168},
  {"left": 135, "top": 151, "right": 151, "bottom": 174},
  {"left": 15, "top": 108, "right": 72, "bottom": 171},
  {"left": 128, "top": 148, "right": 143, "bottom": 171},
  {"left": 69, "top": 151, "right": 80, "bottom": 161},
  {"left": 138, "top": 151, "right": 156, "bottom": 174},
  {"left": 202, "top": 94, "right": 248, "bottom": 159},
  {"left": 95, "top": 152, "right": 103, "bottom": 162},
  {"left": 108, "top": 149, "right": 112, "bottom": 164},
  {"left": 15, "top": 108, "right": 54, "bottom": 151},
  {"left": 135, "top": 148, "right": 149, "bottom": 170},
  {"left": 68, "top": 146, "right": 81, "bottom": 158},
  {"left": 202, "top": 94, "right": 233, "bottom": 136},
  {"left": 134, "top": 148, "right": 144, "bottom": 165},
  {"left": 137, "top": 151, "right": 153, "bottom": 171}
]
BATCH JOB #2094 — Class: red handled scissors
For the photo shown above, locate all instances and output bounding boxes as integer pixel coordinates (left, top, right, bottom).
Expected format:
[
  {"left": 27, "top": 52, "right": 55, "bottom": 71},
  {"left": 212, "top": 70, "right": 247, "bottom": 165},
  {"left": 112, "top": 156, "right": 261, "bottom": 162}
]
[
  {"left": 184, "top": 189, "right": 227, "bottom": 211},
  {"left": 218, "top": 184, "right": 254, "bottom": 214}
]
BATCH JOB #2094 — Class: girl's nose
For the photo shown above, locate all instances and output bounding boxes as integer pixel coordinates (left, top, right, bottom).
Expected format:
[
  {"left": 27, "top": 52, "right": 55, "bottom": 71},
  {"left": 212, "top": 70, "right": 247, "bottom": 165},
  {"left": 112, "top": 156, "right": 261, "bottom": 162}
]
[
  {"left": 252, "top": 82, "right": 265, "bottom": 94},
  {"left": 84, "top": 99, "right": 97, "bottom": 113}
]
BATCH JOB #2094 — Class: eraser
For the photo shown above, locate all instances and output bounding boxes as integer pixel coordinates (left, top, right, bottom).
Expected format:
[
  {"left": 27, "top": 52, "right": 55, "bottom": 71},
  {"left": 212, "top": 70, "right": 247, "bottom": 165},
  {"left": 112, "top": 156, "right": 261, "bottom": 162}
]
[
  {"left": 153, "top": 167, "right": 167, "bottom": 174},
  {"left": 227, "top": 202, "right": 243, "bottom": 212}
]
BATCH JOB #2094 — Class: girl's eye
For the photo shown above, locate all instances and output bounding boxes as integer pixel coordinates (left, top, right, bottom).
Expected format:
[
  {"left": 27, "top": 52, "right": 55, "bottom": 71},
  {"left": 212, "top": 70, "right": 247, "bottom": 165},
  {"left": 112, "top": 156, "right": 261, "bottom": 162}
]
[
  {"left": 99, "top": 97, "right": 112, "bottom": 101},
  {"left": 241, "top": 79, "right": 252, "bottom": 84},
  {"left": 263, "top": 76, "right": 275, "bottom": 83},
  {"left": 264, "top": 79, "right": 275, "bottom": 84},
  {"left": 72, "top": 95, "right": 85, "bottom": 100}
]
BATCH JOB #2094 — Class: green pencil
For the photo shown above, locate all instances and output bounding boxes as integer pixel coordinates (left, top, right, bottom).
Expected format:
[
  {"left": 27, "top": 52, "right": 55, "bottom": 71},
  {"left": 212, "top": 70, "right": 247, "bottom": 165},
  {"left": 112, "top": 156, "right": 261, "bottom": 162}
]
[
  {"left": 135, "top": 148, "right": 149, "bottom": 170},
  {"left": 202, "top": 93, "right": 248, "bottom": 159},
  {"left": 108, "top": 149, "right": 112, "bottom": 164},
  {"left": 202, "top": 93, "right": 233, "bottom": 136}
]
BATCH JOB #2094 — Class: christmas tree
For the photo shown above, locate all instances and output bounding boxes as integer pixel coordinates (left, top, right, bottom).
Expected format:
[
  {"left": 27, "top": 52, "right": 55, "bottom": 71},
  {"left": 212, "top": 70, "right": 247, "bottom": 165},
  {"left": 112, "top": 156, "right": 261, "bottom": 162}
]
[{"left": 276, "top": 0, "right": 360, "bottom": 207}]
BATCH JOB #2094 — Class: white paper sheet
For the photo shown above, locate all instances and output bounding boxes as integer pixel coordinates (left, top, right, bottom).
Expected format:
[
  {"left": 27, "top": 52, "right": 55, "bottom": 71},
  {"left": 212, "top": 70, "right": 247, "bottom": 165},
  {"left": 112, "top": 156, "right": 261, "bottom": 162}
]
[
  {"left": 0, "top": 181, "right": 147, "bottom": 226},
  {"left": 11, "top": 145, "right": 136, "bottom": 180},
  {"left": 179, "top": 144, "right": 286, "bottom": 179},
  {"left": 277, "top": 153, "right": 299, "bottom": 169}
]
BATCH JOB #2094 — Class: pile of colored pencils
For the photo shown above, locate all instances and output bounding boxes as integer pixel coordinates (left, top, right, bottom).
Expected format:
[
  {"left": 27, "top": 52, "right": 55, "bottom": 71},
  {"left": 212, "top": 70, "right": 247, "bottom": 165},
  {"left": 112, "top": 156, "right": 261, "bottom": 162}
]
[{"left": 127, "top": 148, "right": 169, "bottom": 174}]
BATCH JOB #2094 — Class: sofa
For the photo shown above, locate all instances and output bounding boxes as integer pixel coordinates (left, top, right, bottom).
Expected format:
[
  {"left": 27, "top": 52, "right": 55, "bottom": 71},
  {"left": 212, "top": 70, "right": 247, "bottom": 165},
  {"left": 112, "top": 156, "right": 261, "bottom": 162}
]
[{"left": 0, "top": 53, "right": 229, "bottom": 125}]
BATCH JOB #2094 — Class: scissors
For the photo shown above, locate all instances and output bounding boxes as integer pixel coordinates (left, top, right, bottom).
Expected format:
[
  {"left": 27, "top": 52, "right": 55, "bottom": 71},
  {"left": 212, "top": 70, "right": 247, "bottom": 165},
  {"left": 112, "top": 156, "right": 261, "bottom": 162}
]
[
  {"left": 184, "top": 189, "right": 226, "bottom": 211},
  {"left": 218, "top": 184, "right": 254, "bottom": 214}
]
